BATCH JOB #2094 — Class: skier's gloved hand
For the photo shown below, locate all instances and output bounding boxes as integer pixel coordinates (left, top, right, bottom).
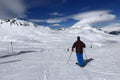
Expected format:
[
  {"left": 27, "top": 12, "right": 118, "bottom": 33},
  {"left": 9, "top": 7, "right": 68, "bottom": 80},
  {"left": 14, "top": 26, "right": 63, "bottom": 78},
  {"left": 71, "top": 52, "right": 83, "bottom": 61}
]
[{"left": 72, "top": 48, "right": 74, "bottom": 52}]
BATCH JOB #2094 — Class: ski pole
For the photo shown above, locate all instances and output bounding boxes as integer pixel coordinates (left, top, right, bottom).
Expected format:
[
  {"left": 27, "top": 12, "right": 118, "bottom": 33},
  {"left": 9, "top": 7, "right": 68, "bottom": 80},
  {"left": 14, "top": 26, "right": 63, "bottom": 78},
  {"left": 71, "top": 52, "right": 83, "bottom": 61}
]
[
  {"left": 67, "top": 51, "right": 73, "bottom": 64},
  {"left": 83, "top": 49, "right": 88, "bottom": 59}
]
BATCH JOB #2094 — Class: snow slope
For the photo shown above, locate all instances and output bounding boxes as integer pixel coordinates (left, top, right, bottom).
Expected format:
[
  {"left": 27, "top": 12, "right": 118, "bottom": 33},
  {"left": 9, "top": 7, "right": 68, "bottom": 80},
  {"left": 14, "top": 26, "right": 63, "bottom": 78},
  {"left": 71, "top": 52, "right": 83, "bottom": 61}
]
[
  {"left": 0, "top": 19, "right": 120, "bottom": 80},
  {"left": 101, "top": 23, "right": 120, "bottom": 32},
  {"left": 0, "top": 18, "right": 53, "bottom": 43},
  {"left": 61, "top": 24, "right": 119, "bottom": 45},
  {"left": 100, "top": 23, "right": 120, "bottom": 35}
]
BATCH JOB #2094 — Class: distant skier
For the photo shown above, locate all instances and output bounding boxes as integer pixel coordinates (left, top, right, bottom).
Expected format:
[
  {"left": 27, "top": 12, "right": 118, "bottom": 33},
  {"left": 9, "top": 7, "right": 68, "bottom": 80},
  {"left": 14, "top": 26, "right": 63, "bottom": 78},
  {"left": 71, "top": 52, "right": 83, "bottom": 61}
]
[{"left": 72, "top": 36, "right": 86, "bottom": 67}]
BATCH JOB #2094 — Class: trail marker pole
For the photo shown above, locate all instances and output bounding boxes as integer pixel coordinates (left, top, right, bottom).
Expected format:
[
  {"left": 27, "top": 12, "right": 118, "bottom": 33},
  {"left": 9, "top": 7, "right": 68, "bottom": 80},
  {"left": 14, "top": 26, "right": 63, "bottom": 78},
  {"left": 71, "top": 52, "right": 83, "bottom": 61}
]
[{"left": 11, "top": 42, "right": 13, "bottom": 53}]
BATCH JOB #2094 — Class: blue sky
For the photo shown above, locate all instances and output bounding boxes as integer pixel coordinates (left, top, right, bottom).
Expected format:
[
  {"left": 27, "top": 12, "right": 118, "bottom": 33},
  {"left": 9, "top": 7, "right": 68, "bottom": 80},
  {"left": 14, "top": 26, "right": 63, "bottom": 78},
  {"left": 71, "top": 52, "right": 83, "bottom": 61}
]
[{"left": 0, "top": 0, "right": 120, "bottom": 29}]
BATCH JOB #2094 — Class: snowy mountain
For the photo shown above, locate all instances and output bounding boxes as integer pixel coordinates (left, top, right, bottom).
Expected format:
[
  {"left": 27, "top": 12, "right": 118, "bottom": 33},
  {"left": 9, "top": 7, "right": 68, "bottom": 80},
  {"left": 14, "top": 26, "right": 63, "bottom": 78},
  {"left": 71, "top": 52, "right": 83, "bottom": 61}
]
[
  {"left": 61, "top": 24, "right": 118, "bottom": 43},
  {"left": 0, "top": 18, "right": 37, "bottom": 26},
  {"left": 0, "top": 19, "right": 120, "bottom": 80},
  {"left": 100, "top": 23, "right": 120, "bottom": 35},
  {"left": 0, "top": 18, "right": 52, "bottom": 42},
  {"left": 65, "top": 24, "right": 98, "bottom": 33},
  {"left": 0, "top": 18, "right": 118, "bottom": 43},
  {"left": 0, "top": 18, "right": 51, "bottom": 35},
  {"left": 0, "top": 18, "right": 119, "bottom": 45}
]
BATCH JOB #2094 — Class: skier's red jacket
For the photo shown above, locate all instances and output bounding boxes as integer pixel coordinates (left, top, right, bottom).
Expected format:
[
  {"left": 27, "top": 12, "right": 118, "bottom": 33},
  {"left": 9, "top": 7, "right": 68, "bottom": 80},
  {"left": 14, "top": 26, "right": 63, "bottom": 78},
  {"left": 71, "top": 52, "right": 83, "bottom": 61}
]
[{"left": 72, "top": 40, "right": 86, "bottom": 53}]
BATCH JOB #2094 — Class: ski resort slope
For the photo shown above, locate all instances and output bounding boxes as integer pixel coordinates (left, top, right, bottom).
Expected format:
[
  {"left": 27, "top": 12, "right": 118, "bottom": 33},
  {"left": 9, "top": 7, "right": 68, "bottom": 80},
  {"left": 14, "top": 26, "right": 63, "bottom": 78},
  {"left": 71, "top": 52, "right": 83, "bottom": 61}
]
[
  {"left": 0, "top": 33, "right": 120, "bottom": 80},
  {"left": 0, "top": 19, "right": 120, "bottom": 80}
]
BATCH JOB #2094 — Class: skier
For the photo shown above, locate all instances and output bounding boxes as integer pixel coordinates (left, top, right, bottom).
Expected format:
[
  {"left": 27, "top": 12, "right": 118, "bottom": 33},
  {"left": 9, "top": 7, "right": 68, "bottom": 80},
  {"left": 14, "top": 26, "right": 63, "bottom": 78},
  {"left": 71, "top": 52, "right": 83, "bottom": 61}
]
[{"left": 72, "top": 36, "right": 86, "bottom": 67}]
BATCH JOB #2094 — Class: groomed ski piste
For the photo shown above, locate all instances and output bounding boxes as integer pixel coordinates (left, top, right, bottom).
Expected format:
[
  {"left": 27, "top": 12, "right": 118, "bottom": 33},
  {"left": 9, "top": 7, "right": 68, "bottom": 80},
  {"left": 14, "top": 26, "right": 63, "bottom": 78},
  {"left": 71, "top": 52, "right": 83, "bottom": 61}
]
[{"left": 0, "top": 19, "right": 120, "bottom": 80}]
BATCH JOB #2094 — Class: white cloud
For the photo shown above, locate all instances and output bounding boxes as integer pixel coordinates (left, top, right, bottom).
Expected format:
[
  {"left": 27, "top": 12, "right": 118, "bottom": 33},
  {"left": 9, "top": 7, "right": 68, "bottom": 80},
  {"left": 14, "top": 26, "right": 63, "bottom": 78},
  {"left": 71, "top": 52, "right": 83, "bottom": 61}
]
[
  {"left": 51, "top": 24, "right": 61, "bottom": 26},
  {"left": 49, "top": 12, "right": 65, "bottom": 16},
  {"left": 72, "top": 10, "right": 111, "bottom": 20},
  {"left": 71, "top": 10, "right": 116, "bottom": 25},
  {"left": 30, "top": 10, "right": 116, "bottom": 25},
  {"left": 71, "top": 14, "right": 116, "bottom": 28},
  {"left": 29, "top": 19, "right": 46, "bottom": 23},
  {"left": 0, "top": 0, "right": 27, "bottom": 19},
  {"left": 46, "top": 18, "right": 66, "bottom": 23},
  {"left": 30, "top": 18, "right": 67, "bottom": 23},
  {"left": 78, "top": 14, "right": 116, "bottom": 24}
]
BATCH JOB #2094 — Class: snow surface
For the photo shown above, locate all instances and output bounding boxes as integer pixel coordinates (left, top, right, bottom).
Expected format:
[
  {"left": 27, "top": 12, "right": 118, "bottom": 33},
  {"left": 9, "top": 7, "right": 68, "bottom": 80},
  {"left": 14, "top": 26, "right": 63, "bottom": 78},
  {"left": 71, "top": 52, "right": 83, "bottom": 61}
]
[
  {"left": 101, "top": 23, "right": 120, "bottom": 33},
  {"left": 0, "top": 19, "right": 120, "bottom": 80}
]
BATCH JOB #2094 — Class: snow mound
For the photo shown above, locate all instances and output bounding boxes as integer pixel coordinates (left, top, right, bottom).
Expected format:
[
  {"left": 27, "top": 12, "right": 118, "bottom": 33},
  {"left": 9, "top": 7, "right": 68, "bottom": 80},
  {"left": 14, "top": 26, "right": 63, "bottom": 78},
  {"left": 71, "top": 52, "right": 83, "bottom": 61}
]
[{"left": 101, "top": 23, "right": 120, "bottom": 33}]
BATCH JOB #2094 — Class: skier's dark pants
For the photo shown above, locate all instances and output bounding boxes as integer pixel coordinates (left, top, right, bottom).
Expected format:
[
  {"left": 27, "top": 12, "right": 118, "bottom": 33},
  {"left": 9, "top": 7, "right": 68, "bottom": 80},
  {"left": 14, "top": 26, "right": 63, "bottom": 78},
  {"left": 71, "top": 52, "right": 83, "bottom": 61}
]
[{"left": 76, "top": 53, "right": 85, "bottom": 66}]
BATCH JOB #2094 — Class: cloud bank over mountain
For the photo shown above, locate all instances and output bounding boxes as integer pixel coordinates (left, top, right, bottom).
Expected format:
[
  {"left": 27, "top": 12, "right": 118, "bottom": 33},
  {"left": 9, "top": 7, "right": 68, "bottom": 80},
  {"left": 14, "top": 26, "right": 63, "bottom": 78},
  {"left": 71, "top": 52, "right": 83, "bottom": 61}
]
[
  {"left": 72, "top": 10, "right": 116, "bottom": 25},
  {"left": 30, "top": 10, "right": 116, "bottom": 28}
]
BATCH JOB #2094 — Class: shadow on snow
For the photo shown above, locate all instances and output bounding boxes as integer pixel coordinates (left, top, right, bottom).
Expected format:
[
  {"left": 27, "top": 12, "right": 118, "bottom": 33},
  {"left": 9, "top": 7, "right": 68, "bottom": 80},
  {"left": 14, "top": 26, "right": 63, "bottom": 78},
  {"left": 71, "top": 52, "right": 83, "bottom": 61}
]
[
  {"left": 0, "top": 60, "right": 21, "bottom": 64},
  {"left": 0, "top": 51, "right": 37, "bottom": 58}
]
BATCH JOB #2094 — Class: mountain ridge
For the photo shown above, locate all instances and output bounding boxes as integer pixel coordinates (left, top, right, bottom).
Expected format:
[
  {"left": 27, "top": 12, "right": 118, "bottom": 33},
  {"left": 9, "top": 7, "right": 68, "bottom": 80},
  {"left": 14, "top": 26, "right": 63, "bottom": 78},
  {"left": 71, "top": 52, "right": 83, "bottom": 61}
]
[
  {"left": 100, "top": 23, "right": 120, "bottom": 35},
  {"left": 0, "top": 18, "right": 38, "bottom": 27}
]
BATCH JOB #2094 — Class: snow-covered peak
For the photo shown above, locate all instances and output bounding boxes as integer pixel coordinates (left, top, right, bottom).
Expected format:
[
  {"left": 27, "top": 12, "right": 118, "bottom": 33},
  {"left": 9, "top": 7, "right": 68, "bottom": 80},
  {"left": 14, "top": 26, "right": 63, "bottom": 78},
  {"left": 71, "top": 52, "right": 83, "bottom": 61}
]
[
  {"left": 101, "top": 23, "right": 120, "bottom": 32},
  {"left": 0, "top": 18, "right": 51, "bottom": 39},
  {"left": 64, "top": 24, "right": 97, "bottom": 33},
  {"left": 0, "top": 18, "right": 38, "bottom": 27},
  {"left": 68, "top": 22, "right": 97, "bottom": 33},
  {"left": 60, "top": 23, "right": 118, "bottom": 43},
  {"left": 71, "top": 23, "right": 92, "bottom": 30}
]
